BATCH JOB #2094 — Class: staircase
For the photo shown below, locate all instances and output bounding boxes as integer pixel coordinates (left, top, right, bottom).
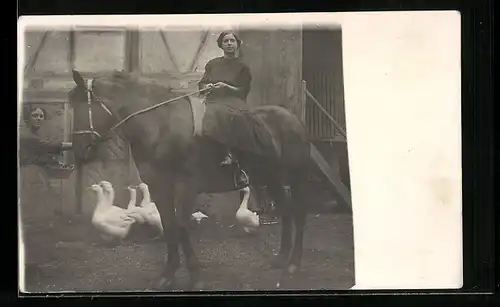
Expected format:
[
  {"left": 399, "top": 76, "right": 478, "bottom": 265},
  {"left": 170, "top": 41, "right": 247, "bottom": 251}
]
[
  {"left": 310, "top": 143, "right": 351, "bottom": 208},
  {"left": 301, "top": 82, "right": 351, "bottom": 209}
]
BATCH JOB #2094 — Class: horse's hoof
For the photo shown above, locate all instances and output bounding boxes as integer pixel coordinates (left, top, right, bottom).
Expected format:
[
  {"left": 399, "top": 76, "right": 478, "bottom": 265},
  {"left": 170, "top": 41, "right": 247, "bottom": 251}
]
[
  {"left": 185, "top": 280, "right": 204, "bottom": 291},
  {"left": 154, "top": 276, "right": 176, "bottom": 290},
  {"left": 269, "top": 254, "right": 288, "bottom": 269},
  {"left": 286, "top": 264, "right": 300, "bottom": 276}
]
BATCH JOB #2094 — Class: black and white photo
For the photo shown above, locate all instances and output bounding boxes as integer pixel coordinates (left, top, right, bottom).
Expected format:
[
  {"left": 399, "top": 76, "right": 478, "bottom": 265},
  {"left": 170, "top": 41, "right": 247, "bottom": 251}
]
[{"left": 18, "top": 12, "right": 462, "bottom": 293}]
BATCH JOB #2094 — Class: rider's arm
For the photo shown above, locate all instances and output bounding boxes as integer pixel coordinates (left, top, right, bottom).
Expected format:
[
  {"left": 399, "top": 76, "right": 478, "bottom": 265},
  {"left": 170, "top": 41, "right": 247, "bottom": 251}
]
[{"left": 198, "top": 61, "right": 214, "bottom": 91}]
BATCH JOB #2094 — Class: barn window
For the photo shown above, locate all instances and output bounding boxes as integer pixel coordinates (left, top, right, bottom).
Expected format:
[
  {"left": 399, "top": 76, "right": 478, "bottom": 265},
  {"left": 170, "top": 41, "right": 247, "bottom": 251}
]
[{"left": 73, "top": 29, "right": 127, "bottom": 72}]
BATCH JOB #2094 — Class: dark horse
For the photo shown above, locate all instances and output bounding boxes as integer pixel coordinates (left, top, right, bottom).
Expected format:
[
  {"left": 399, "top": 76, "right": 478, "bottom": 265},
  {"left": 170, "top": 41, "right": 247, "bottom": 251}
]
[{"left": 69, "top": 69, "right": 314, "bottom": 290}]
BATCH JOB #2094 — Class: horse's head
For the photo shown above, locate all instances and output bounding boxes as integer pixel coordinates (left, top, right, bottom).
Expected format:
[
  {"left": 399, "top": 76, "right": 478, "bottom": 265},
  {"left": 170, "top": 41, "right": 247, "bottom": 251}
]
[
  {"left": 69, "top": 69, "right": 177, "bottom": 162},
  {"left": 68, "top": 69, "right": 130, "bottom": 162}
]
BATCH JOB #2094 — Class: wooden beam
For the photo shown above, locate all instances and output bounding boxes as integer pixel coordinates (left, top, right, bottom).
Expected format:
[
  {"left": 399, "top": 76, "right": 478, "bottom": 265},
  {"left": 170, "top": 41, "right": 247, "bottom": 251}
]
[
  {"left": 125, "top": 29, "right": 140, "bottom": 73},
  {"left": 68, "top": 29, "right": 75, "bottom": 70},
  {"left": 23, "top": 71, "right": 204, "bottom": 81},
  {"left": 24, "top": 31, "right": 49, "bottom": 75},
  {"left": 310, "top": 143, "right": 351, "bottom": 208},
  {"left": 158, "top": 30, "right": 180, "bottom": 72},
  {"left": 300, "top": 80, "right": 307, "bottom": 124},
  {"left": 188, "top": 30, "right": 209, "bottom": 72},
  {"left": 72, "top": 26, "right": 127, "bottom": 33}
]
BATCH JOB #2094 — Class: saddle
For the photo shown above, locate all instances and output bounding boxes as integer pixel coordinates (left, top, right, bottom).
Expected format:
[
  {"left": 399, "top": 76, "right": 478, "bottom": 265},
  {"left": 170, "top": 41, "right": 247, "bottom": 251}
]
[
  {"left": 187, "top": 95, "right": 281, "bottom": 161},
  {"left": 188, "top": 95, "right": 206, "bottom": 137}
]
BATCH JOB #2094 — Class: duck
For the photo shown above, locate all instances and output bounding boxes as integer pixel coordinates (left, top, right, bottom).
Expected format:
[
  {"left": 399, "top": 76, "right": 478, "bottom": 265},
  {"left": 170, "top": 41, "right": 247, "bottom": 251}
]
[
  {"left": 123, "top": 186, "right": 148, "bottom": 224},
  {"left": 137, "top": 183, "right": 164, "bottom": 234},
  {"left": 88, "top": 184, "right": 137, "bottom": 242},
  {"left": 235, "top": 186, "right": 260, "bottom": 233}
]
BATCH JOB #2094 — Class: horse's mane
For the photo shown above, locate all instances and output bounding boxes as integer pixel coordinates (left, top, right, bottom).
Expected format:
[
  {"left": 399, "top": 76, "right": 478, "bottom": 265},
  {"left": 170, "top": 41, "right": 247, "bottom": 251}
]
[{"left": 98, "top": 70, "right": 178, "bottom": 103}]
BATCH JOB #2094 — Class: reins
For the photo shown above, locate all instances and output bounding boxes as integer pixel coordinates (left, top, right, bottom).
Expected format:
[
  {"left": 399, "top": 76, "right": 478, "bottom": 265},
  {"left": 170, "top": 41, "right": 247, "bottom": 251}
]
[
  {"left": 106, "top": 87, "right": 209, "bottom": 136},
  {"left": 74, "top": 77, "right": 210, "bottom": 143}
]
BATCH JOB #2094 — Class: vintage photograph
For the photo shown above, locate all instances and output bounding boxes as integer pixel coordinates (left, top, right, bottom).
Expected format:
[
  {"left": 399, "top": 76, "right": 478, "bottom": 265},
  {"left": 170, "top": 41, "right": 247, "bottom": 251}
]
[{"left": 19, "top": 18, "right": 354, "bottom": 292}]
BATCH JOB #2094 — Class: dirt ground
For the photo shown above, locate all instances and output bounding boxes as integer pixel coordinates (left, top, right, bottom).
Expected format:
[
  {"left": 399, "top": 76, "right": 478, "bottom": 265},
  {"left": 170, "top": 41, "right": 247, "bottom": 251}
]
[{"left": 21, "top": 207, "right": 354, "bottom": 293}]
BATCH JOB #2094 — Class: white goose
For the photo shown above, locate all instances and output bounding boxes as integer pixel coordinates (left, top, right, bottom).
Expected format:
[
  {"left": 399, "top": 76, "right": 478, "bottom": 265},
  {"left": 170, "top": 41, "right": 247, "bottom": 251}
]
[
  {"left": 88, "top": 184, "right": 137, "bottom": 241},
  {"left": 236, "top": 186, "right": 260, "bottom": 233},
  {"left": 100, "top": 180, "right": 145, "bottom": 225},
  {"left": 123, "top": 186, "right": 148, "bottom": 224},
  {"left": 137, "top": 183, "right": 164, "bottom": 234}
]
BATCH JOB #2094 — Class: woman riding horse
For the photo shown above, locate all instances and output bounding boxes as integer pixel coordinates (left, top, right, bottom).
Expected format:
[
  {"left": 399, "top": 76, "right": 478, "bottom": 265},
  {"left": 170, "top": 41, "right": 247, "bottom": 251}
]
[{"left": 198, "top": 31, "right": 253, "bottom": 186}]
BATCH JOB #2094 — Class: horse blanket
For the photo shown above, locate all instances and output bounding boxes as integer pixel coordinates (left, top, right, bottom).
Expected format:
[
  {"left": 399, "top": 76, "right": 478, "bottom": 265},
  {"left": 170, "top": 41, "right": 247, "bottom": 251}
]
[{"left": 188, "top": 95, "right": 279, "bottom": 160}]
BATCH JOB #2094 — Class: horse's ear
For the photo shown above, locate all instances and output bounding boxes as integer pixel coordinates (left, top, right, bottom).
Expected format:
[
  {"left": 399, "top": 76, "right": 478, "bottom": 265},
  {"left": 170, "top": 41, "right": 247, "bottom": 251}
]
[{"left": 72, "top": 69, "right": 86, "bottom": 89}]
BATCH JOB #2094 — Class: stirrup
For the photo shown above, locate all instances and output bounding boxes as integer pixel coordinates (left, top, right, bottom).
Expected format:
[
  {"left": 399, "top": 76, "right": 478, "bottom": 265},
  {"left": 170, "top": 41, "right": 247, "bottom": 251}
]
[
  {"left": 220, "top": 152, "right": 235, "bottom": 166},
  {"left": 234, "top": 169, "right": 249, "bottom": 189}
]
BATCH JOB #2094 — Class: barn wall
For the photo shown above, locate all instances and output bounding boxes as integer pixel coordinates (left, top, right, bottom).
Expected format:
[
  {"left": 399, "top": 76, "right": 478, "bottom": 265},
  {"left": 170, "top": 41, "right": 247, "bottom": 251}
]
[
  {"left": 21, "top": 27, "right": 248, "bottom": 217},
  {"left": 138, "top": 28, "right": 226, "bottom": 92},
  {"left": 303, "top": 28, "right": 347, "bottom": 141},
  {"left": 238, "top": 29, "right": 303, "bottom": 117},
  {"left": 22, "top": 29, "right": 138, "bottom": 216}
]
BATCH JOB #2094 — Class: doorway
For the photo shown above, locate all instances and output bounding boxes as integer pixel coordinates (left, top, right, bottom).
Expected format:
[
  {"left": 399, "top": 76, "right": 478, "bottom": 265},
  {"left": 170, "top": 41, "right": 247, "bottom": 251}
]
[{"left": 302, "top": 27, "right": 346, "bottom": 141}]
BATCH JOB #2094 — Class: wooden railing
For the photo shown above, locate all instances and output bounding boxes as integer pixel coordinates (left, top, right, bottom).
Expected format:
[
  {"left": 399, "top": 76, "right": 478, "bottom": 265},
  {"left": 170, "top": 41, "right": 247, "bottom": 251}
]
[
  {"left": 300, "top": 80, "right": 347, "bottom": 140},
  {"left": 305, "top": 88, "right": 346, "bottom": 138}
]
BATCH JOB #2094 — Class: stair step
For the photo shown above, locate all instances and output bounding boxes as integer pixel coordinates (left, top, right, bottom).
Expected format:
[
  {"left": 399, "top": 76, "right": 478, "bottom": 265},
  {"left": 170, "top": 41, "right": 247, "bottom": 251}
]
[{"left": 310, "top": 144, "right": 351, "bottom": 208}]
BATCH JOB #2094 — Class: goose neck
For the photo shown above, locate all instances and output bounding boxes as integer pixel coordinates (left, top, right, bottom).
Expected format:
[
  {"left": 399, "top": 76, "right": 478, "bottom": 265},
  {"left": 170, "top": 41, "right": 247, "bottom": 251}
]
[
  {"left": 127, "top": 190, "right": 137, "bottom": 209},
  {"left": 95, "top": 191, "right": 109, "bottom": 208},
  {"left": 239, "top": 188, "right": 251, "bottom": 210},
  {"left": 141, "top": 187, "right": 151, "bottom": 203}
]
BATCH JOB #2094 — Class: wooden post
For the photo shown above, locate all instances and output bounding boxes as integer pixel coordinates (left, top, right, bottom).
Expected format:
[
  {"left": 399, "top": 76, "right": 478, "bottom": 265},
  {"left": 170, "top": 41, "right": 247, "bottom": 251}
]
[
  {"left": 300, "top": 80, "right": 307, "bottom": 125},
  {"left": 60, "top": 102, "right": 76, "bottom": 215},
  {"left": 126, "top": 28, "right": 140, "bottom": 73},
  {"left": 68, "top": 29, "right": 75, "bottom": 71},
  {"left": 75, "top": 160, "right": 83, "bottom": 215},
  {"left": 62, "top": 102, "right": 70, "bottom": 164}
]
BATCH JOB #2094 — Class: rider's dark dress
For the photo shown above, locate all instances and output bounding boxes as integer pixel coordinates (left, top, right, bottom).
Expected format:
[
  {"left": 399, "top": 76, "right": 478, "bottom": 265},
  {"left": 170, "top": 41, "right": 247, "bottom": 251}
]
[{"left": 198, "top": 56, "right": 273, "bottom": 158}]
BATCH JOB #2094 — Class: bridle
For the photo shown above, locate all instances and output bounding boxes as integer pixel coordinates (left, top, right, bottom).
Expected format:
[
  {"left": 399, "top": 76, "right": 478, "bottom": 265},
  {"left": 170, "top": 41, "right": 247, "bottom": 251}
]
[
  {"left": 71, "top": 78, "right": 210, "bottom": 148},
  {"left": 72, "top": 79, "right": 114, "bottom": 141}
]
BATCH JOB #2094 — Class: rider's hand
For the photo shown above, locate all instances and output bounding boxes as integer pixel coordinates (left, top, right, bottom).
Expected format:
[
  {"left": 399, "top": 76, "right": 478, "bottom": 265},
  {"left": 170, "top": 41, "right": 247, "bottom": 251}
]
[
  {"left": 200, "top": 83, "right": 214, "bottom": 96},
  {"left": 213, "top": 82, "right": 227, "bottom": 89}
]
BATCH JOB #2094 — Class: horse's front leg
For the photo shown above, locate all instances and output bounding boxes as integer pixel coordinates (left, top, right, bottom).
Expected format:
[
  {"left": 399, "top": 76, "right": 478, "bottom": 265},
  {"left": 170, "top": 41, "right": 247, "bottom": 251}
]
[
  {"left": 175, "top": 177, "right": 202, "bottom": 290},
  {"left": 266, "top": 182, "right": 293, "bottom": 269},
  {"left": 149, "top": 177, "right": 181, "bottom": 289}
]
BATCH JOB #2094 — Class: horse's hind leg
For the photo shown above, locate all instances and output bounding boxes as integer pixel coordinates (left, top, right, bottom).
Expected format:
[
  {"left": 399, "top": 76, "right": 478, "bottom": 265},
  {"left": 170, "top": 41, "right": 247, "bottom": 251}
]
[
  {"left": 266, "top": 182, "right": 293, "bottom": 269},
  {"left": 287, "top": 179, "right": 308, "bottom": 275},
  {"left": 149, "top": 178, "right": 181, "bottom": 289}
]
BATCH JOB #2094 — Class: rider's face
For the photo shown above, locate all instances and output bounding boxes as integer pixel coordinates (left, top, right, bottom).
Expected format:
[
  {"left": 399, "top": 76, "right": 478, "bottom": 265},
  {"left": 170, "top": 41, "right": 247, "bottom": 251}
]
[{"left": 221, "top": 33, "right": 238, "bottom": 54}]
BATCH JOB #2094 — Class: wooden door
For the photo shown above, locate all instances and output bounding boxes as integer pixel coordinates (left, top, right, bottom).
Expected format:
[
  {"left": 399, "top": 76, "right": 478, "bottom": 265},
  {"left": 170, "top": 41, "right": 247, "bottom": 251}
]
[{"left": 302, "top": 27, "right": 346, "bottom": 141}]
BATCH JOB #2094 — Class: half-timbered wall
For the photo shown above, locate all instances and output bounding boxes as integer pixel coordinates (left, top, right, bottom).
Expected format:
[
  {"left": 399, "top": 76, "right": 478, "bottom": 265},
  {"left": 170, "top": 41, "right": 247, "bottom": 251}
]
[
  {"left": 21, "top": 26, "right": 232, "bottom": 215},
  {"left": 138, "top": 27, "right": 230, "bottom": 91},
  {"left": 22, "top": 28, "right": 136, "bottom": 215}
]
